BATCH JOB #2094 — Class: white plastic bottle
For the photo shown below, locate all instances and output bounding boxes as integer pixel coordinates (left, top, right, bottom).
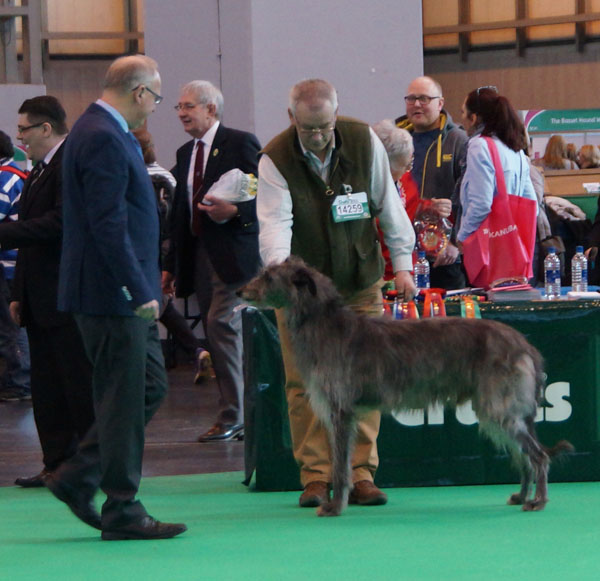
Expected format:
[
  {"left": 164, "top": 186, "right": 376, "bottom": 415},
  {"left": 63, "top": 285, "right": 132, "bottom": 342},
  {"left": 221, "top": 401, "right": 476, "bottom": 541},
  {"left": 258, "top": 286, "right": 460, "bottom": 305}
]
[
  {"left": 571, "top": 245, "right": 588, "bottom": 292},
  {"left": 544, "top": 246, "right": 561, "bottom": 300},
  {"left": 414, "top": 250, "right": 430, "bottom": 292}
]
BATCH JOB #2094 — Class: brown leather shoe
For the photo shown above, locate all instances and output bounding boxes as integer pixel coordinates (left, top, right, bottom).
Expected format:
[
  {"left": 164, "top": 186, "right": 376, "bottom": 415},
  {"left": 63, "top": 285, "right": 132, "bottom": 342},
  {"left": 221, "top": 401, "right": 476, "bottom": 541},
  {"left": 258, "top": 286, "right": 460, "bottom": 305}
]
[
  {"left": 15, "top": 469, "right": 50, "bottom": 488},
  {"left": 348, "top": 480, "right": 388, "bottom": 506},
  {"left": 299, "top": 481, "right": 330, "bottom": 507}
]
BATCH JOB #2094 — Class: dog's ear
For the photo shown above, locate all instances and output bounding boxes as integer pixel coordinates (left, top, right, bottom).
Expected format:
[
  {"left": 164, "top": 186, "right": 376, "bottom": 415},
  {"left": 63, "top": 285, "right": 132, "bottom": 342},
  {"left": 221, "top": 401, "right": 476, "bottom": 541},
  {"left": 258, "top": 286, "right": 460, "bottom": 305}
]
[{"left": 292, "top": 267, "right": 317, "bottom": 296}]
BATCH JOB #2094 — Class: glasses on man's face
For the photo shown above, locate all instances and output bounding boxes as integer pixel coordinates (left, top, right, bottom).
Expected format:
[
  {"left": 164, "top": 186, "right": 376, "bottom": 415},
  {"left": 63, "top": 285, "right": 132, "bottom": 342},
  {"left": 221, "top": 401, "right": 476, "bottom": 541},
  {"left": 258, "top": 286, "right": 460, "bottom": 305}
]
[
  {"left": 297, "top": 125, "right": 335, "bottom": 136},
  {"left": 132, "top": 85, "right": 163, "bottom": 105},
  {"left": 173, "top": 103, "right": 200, "bottom": 112},
  {"left": 404, "top": 95, "right": 441, "bottom": 106},
  {"left": 17, "top": 122, "right": 45, "bottom": 135}
]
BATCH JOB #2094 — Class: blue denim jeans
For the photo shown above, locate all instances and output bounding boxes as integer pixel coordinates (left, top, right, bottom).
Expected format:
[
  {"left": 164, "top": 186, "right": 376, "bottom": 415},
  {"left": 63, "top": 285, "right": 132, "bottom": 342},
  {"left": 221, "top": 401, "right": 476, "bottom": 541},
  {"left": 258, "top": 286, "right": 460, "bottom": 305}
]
[{"left": 0, "top": 271, "right": 31, "bottom": 392}]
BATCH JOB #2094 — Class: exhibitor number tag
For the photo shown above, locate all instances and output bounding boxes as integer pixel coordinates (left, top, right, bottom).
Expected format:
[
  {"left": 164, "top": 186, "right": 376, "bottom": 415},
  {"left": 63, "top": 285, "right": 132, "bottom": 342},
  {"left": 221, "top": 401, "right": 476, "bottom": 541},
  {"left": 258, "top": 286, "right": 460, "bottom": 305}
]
[{"left": 331, "top": 192, "right": 370, "bottom": 223}]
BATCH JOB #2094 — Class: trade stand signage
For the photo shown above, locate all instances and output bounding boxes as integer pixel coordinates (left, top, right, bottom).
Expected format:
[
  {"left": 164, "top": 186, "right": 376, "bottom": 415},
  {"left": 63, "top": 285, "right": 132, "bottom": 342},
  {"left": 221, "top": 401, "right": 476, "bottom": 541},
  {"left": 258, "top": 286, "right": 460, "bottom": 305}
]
[{"left": 523, "top": 109, "right": 600, "bottom": 133}]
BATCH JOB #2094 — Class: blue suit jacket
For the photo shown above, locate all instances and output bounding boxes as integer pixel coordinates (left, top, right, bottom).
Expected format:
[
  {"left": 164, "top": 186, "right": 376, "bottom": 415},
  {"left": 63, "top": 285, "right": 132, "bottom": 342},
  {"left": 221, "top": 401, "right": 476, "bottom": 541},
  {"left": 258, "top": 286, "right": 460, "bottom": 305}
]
[{"left": 58, "top": 103, "right": 161, "bottom": 316}]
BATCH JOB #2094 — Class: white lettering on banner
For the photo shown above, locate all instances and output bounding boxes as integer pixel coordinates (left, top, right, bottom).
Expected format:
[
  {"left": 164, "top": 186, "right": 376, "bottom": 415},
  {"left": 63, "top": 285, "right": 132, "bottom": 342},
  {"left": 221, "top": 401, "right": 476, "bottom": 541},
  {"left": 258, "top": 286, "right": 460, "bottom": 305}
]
[
  {"left": 391, "top": 381, "right": 572, "bottom": 427},
  {"left": 482, "top": 224, "right": 517, "bottom": 239}
]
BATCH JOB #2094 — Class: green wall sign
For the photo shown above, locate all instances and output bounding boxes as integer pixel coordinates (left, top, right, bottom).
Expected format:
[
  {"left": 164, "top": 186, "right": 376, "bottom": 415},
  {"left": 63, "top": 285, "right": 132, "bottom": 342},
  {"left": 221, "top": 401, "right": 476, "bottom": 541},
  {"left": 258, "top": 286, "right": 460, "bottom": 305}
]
[{"left": 524, "top": 109, "right": 600, "bottom": 133}]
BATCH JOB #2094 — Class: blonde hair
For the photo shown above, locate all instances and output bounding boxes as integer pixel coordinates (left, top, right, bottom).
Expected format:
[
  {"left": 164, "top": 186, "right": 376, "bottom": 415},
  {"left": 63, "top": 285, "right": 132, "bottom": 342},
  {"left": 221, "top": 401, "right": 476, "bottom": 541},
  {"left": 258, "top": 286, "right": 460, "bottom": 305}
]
[
  {"left": 578, "top": 144, "right": 600, "bottom": 169},
  {"left": 542, "top": 135, "right": 568, "bottom": 169}
]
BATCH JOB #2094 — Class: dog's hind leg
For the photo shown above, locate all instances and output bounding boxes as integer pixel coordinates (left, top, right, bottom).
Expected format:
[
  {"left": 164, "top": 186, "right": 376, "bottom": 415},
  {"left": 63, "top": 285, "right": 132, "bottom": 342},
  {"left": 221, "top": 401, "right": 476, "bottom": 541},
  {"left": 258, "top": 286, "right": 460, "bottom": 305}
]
[
  {"left": 318, "top": 407, "right": 356, "bottom": 517},
  {"left": 519, "top": 421, "right": 550, "bottom": 511},
  {"left": 507, "top": 453, "right": 534, "bottom": 506}
]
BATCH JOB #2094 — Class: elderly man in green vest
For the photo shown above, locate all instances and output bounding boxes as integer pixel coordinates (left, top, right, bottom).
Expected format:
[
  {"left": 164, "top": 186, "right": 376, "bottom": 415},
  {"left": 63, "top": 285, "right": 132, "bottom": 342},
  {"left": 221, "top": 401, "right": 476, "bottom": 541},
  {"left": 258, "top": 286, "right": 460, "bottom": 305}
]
[{"left": 257, "top": 78, "right": 416, "bottom": 508}]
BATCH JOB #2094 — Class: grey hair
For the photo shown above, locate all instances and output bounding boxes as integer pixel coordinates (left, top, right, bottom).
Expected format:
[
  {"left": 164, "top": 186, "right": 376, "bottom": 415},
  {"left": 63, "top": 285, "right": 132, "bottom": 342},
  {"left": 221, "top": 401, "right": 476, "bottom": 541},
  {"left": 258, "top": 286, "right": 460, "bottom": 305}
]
[
  {"left": 103, "top": 54, "right": 159, "bottom": 93},
  {"left": 180, "top": 80, "right": 224, "bottom": 120},
  {"left": 289, "top": 79, "right": 338, "bottom": 116},
  {"left": 372, "top": 119, "right": 414, "bottom": 173}
]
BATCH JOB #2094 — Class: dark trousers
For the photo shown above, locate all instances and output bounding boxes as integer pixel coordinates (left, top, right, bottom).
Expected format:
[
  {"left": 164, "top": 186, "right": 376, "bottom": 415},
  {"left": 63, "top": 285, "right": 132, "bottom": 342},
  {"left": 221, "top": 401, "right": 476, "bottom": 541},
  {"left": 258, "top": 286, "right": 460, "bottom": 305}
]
[
  {"left": 159, "top": 296, "right": 201, "bottom": 355},
  {"left": 27, "top": 319, "right": 94, "bottom": 471},
  {"left": 54, "top": 316, "right": 168, "bottom": 529},
  {"left": 430, "top": 261, "right": 467, "bottom": 290},
  {"left": 0, "top": 272, "right": 30, "bottom": 392}
]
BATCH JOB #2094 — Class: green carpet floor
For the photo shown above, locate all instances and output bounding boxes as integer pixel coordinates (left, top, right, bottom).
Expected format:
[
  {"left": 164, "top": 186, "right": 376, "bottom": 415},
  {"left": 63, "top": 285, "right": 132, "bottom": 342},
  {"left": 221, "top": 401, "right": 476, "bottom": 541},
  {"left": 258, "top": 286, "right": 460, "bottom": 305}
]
[{"left": 1, "top": 472, "right": 598, "bottom": 580}]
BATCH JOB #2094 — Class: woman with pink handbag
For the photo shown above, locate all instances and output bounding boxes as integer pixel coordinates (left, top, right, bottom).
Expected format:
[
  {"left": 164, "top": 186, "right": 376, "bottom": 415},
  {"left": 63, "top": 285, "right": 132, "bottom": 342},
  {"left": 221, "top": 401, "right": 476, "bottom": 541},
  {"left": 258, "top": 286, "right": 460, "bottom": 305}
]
[{"left": 457, "top": 86, "right": 538, "bottom": 288}]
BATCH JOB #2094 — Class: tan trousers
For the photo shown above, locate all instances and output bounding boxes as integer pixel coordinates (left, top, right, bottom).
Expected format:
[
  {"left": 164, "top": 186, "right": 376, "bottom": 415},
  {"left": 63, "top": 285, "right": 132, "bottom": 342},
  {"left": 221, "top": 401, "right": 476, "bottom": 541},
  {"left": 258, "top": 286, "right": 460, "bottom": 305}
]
[{"left": 275, "top": 280, "right": 384, "bottom": 487}]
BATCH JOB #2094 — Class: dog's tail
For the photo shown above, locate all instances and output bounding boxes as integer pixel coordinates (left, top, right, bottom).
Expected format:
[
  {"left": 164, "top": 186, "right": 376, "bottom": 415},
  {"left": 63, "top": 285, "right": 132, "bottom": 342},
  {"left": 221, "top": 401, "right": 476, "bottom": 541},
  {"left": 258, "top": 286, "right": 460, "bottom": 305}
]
[
  {"left": 526, "top": 416, "right": 574, "bottom": 459},
  {"left": 543, "top": 440, "right": 575, "bottom": 459}
]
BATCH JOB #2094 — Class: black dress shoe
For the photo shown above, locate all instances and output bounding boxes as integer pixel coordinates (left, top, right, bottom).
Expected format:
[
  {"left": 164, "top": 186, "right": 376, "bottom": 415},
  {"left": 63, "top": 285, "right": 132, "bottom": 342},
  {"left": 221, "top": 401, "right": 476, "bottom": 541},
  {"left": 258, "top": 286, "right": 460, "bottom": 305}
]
[
  {"left": 101, "top": 516, "right": 187, "bottom": 541},
  {"left": 43, "top": 473, "right": 101, "bottom": 530},
  {"left": 15, "top": 469, "right": 50, "bottom": 488},
  {"left": 197, "top": 422, "right": 244, "bottom": 442}
]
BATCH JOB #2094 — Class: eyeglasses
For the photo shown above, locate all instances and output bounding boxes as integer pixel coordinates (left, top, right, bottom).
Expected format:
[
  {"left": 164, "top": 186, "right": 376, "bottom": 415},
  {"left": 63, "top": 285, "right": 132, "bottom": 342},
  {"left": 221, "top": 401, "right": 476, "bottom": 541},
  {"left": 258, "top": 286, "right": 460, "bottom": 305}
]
[
  {"left": 17, "top": 122, "right": 45, "bottom": 134},
  {"left": 133, "top": 85, "right": 163, "bottom": 105},
  {"left": 297, "top": 125, "right": 335, "bottom": 135},
  {"left": 404, "top": 95, "right": 441, "bottom": 105},
  {"left": 476, "top": 85, "right": 498, "bottom": 96},
  {"left": 474, "top": 85, "right": 499, "bottom": 111},
  {"left": 174, "top": 103, "right": 200, "bottom": 112}
]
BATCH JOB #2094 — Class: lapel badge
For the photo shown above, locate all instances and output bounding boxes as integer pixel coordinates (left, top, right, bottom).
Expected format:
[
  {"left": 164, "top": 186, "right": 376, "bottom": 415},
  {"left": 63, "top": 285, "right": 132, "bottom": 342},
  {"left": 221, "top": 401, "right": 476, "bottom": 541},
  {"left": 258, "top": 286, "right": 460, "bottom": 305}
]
[{"left": 212, "top": 148, "right": 219, "bottom": 157}]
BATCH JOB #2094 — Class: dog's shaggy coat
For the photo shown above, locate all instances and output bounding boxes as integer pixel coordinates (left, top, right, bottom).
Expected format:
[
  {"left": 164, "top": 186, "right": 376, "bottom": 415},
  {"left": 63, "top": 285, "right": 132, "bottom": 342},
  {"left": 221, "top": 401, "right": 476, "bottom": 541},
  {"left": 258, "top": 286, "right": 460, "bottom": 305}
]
[{"left": 240, "top": 257, "right": 572, "bottom": 516}]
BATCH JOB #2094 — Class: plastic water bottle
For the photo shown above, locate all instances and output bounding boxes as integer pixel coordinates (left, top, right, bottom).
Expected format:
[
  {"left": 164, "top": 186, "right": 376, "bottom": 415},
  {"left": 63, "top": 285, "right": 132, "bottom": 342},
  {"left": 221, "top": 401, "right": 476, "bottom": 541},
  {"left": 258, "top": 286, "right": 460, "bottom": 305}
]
[
  {"left": 571, "top": 245, "right": 588, "bottom": 292},
  {"left": 414, "top": 250, "right": 430, "bottom": 292},
  {"left": 544, "top": 247, "right": 561, "bottom": 300}
]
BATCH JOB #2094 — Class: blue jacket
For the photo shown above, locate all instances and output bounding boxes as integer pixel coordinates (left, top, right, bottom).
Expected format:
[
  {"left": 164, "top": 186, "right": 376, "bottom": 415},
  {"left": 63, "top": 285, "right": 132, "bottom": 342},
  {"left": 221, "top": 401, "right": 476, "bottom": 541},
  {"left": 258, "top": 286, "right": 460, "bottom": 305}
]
[
  {"left": 58, "top": 103, "right": 160, "bottom": 316},
  {"left": 0, "top": 159, "right": 24, "bottom": 279}
]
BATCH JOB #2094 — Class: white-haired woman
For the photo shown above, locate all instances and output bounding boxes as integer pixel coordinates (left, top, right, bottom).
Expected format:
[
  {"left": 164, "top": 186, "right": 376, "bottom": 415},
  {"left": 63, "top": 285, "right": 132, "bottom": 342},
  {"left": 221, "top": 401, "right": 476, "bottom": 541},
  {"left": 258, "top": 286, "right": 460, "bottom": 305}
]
[
  {"left": 373, "top": 120, "right": 419, "bottom": 279},
  {"left": 373, "top": 120, "right": 419, "bottom": 218}
]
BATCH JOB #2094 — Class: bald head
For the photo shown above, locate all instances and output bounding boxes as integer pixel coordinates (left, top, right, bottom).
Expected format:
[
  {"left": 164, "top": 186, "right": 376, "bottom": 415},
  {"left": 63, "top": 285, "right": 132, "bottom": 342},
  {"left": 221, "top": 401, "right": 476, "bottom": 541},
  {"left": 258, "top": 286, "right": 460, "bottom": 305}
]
[
  {"left": 101, "top": 54, "right": 162, "bottom": 130},
  {"left": 104, "top": 55, "right": 160, "bottom": 95}
]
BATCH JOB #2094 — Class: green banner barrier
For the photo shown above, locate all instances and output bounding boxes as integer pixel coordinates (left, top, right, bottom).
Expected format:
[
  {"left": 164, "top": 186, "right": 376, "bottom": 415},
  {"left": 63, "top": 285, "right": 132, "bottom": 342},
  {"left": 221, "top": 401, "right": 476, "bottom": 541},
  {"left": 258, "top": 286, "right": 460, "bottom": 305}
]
[{"left": 243, "top": 301, "right": 600, "bottom": 491}]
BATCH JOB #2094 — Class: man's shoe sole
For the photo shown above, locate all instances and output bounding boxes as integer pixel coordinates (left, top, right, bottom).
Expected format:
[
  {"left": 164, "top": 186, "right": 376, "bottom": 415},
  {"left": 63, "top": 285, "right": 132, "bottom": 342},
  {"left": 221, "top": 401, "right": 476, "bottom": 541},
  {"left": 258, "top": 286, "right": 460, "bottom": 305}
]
[{"left": 101, "top": 524, "right": 187, "bottom": 541}]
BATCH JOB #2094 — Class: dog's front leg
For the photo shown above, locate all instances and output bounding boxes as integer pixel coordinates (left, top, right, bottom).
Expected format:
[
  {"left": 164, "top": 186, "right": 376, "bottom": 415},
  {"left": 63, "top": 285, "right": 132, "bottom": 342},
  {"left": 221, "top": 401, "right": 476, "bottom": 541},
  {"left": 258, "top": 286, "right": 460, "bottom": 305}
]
[{"left": 318, "top": 408, "right": 355, "bottom": 517}]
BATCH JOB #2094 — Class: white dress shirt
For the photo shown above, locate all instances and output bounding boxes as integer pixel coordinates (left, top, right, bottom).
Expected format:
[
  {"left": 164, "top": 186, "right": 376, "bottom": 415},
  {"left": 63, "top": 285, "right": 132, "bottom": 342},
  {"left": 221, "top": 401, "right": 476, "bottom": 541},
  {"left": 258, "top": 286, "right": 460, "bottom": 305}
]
[{"left": 257, "top": 127, "right": 415, "bottom": 273}]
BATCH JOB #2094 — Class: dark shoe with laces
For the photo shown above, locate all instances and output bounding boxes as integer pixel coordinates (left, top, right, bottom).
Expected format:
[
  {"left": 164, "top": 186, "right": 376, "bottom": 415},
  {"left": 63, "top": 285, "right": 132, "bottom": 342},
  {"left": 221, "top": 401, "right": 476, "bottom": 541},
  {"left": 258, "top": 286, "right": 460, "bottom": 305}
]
[
  {"left": 348, "top": 480, "right": 388, "bottom": 506},
  {"left": 15, "top": 469, "right": 50, "bottom": 488},
  {"left": 299, "top": 481, "right": 330, "bottom": 507},
  {"left": 101, "top": 516, "right": 187, "bottom": 540},
  {"left": 43, "top": 473, "right": 101, "bottom": 530}
]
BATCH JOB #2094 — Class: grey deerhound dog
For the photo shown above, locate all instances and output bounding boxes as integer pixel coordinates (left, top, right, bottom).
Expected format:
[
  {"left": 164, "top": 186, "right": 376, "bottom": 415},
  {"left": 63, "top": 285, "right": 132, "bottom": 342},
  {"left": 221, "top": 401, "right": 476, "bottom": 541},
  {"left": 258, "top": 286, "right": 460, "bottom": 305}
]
[{"left": 240, "top": 256, "right": 572, "bottom": 517}]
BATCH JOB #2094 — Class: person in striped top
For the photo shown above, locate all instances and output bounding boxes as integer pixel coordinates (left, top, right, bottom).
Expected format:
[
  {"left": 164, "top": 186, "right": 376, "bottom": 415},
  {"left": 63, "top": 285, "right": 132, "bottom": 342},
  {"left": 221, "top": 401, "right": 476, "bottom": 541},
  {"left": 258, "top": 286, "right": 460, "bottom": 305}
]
[{"left": 0, "top": 130, "right": 31, "bottom": 402}]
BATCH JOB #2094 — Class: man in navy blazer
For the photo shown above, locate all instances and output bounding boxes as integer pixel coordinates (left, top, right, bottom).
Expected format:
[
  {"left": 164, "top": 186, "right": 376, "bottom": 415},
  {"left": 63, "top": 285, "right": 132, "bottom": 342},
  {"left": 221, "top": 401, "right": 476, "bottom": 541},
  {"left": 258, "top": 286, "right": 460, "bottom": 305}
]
[
  {"left": 47, "top": 55, "right": 186, "bottom": 541},
  {"left": 163, "top": 80, "right": 261, "bottom": 442}
]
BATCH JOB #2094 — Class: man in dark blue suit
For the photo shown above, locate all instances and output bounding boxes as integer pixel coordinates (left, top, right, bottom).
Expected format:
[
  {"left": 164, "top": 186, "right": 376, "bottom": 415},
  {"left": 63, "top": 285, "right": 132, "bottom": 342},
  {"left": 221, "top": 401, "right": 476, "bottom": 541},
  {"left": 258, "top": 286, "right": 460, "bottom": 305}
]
[
  {"left": 163, "top": 81, "right": 261, "bottom": 442},
  {"left": 46, "top": 55, "right": 186, "bottom": 541}
]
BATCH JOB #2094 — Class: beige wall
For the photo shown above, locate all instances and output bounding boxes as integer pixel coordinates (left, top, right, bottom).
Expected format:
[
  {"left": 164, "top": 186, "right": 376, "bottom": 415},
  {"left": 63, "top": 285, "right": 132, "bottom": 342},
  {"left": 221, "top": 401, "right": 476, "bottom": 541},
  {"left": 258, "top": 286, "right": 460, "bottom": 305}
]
[
  {"left": 41, "top": 60, "right": 109, "bottom": 125},
  {"left": 424, "top": 43, "right": 600, "bottom": 122}
]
